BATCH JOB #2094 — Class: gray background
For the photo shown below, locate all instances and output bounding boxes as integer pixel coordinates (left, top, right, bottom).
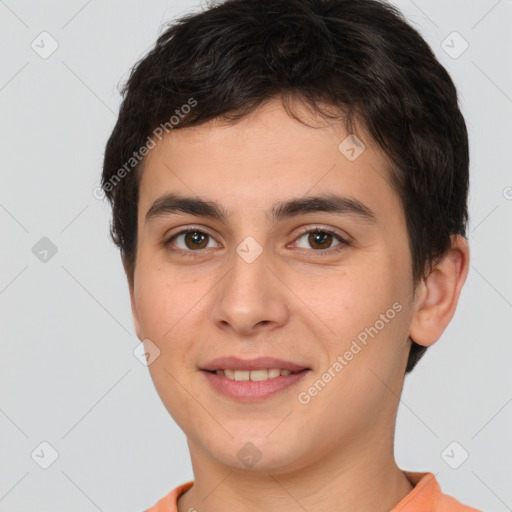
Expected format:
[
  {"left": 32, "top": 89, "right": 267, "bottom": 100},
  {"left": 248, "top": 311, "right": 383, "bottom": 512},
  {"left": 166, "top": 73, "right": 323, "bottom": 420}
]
[{"left": 0, "top": 0, "right": 511, "bottom": 510}]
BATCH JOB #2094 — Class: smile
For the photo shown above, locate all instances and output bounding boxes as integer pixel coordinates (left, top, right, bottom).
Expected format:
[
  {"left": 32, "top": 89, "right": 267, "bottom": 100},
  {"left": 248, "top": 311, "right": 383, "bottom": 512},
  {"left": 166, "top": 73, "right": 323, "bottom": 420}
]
[
  {"left": 202, "top": 368, "right": 310, "bottom": 401},
  {"left": 209, "top": 368, "right": 297, "bottom": 381}
]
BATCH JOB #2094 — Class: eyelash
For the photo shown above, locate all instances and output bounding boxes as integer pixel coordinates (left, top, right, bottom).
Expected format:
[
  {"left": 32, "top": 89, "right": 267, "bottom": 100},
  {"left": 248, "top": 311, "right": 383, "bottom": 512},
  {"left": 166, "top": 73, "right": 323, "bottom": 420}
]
[{"left": 163, "top": 225, "right": 350, "bottom": 258}]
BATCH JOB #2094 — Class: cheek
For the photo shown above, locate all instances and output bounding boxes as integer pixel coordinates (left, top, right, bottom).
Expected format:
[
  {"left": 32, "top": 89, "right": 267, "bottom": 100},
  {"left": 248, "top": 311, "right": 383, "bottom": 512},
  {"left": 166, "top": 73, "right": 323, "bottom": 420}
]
[
  {"left": 133, "top": 263, "right": 217, "bottom": 377},
  {"left": 135, "top": 261, "right": 198, "bottom": 336},
  {"left": 306, "top": 258, "right": 408, "bottom": 368},
  {"left": 135, "top": 269, "right": 207, "bottom": 427},
  {"left": 302, "top": 262, "right": 395, "bottom": 330}
]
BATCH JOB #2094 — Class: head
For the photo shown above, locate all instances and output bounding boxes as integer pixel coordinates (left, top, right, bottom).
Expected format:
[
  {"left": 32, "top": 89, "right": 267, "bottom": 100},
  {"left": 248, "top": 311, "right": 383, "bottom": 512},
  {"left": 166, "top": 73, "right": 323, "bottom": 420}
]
[{"left": 101, "top": 0, "right": 469, "bottom": 472}]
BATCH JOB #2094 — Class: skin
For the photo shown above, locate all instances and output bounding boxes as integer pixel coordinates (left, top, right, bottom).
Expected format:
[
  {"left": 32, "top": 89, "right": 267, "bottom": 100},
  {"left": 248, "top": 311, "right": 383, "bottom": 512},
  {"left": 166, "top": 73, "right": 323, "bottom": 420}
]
[{"left": 126, "top": 96, "right": 470, "bottom": 512}]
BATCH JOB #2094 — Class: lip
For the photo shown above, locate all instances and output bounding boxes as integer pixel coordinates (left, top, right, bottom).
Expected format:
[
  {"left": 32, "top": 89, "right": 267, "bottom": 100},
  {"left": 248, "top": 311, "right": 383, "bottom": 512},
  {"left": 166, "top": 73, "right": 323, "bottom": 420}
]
[
  {"left": 202, "top": 368, "right": 310, "bottom": 401},
  {"left": 200, "top": 356, "right": 311, "bottom": 401},
  {"left": 200, "top": 356, "right": 309, "bottom": 373}
]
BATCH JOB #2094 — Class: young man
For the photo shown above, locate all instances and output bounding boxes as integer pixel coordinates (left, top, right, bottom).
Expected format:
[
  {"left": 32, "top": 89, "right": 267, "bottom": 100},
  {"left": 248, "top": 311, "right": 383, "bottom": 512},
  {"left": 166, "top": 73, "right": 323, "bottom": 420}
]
[{"left": 101, "top": 0, "right": 480, "bottom": 510}]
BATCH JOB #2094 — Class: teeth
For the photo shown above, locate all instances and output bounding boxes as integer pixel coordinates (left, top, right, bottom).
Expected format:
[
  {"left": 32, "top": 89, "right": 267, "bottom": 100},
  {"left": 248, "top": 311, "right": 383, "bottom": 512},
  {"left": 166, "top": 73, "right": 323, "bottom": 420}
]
[
  {"left": 214, "top": 368, "right": 298, "bottom": 381},
  {"left": 248, "top": 369, "right": 269, "bottom": 381},
  {"left": 234, "top": 370, "right": 250, "bottom": 381}
]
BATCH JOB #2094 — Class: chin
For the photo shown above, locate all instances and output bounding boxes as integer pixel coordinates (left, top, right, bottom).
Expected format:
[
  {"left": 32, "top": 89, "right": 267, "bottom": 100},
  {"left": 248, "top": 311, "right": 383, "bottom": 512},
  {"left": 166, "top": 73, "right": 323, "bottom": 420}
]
[{"left": 206, "top": 434, "right": 308, "bottom": 474}]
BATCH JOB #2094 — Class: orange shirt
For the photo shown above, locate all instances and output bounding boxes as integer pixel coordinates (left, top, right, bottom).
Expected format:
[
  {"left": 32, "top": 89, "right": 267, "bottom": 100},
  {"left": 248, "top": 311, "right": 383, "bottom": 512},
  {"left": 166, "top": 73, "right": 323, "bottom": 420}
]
[{"left": 145, "top": 471, "right": 482, "bottom": 512}]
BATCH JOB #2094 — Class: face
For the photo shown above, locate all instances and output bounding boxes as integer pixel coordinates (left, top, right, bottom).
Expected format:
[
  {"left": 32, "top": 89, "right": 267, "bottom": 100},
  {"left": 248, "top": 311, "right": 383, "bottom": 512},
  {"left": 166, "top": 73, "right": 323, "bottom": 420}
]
[{"left": 129, "top": 97, "right": 416, "bottom": 472}]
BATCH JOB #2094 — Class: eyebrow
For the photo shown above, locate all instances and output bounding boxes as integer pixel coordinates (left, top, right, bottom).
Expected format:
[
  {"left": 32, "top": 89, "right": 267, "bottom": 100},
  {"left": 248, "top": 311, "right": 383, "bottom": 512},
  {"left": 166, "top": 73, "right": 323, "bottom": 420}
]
[{"left": 145, "top": 193, "right": 377, "bottom": 225}]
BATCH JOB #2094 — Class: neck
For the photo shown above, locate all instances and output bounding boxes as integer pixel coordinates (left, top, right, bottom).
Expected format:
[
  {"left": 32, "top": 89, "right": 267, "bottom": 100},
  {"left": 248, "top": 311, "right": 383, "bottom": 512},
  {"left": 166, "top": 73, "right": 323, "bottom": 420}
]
[{"left": 177, "top": 426, "right": 413, "bottom": 512}]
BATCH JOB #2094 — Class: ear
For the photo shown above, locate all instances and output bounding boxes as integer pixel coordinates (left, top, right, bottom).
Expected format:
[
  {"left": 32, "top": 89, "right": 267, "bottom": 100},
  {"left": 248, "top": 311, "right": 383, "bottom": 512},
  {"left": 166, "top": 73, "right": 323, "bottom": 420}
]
[
  {"left": 123, "top": 257, "right": 142, "bottom": 341},
  {"left": 409, "top": 234, "right": 470, "bottom": 347}
]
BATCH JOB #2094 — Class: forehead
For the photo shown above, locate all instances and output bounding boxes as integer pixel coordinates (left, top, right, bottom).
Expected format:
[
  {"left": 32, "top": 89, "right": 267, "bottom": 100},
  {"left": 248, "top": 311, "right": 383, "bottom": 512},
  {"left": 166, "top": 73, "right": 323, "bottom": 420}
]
[{"left": 138, "top": 97, "right": 400, "bottom": 227}]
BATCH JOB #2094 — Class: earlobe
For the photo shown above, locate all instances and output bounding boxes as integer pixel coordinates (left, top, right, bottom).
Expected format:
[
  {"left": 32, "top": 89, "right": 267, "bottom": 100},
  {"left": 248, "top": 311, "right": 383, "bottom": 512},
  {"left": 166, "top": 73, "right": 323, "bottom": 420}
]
[{"left": 409, "top": 234, "right": 470, "bottom": 348}]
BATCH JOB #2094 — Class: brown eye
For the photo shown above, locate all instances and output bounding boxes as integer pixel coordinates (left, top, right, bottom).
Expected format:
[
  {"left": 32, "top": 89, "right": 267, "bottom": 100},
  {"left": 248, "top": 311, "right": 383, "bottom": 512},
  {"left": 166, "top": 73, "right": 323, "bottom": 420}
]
[
  {"left": 166, "top": 230, "right": 217, "bottom": 251},
  {"left": 295, "top": 229, "right": 344, "bottom": 251},
  {"left": 183, "top": 231, "right": 209, "bottom": 249},
  {"left": 308, "top": 231, "right": 334, "bottom": 250}
]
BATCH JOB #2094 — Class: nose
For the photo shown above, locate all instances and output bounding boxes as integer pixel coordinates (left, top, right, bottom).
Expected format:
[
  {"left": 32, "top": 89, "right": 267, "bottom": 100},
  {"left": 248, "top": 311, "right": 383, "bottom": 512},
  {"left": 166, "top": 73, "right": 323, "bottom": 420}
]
[{"left": 211, "top": 246, "right": 290, "bottom": 336}]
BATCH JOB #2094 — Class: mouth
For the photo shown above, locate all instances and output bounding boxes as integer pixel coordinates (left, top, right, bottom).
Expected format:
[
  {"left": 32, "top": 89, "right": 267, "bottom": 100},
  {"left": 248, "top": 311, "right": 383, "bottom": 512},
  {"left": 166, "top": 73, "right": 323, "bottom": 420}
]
[
  {"left": 204, "top": 367, "right": 307, "bottom": 382},
  {"left": 200, "top": 357, "right": 311, "bottom": 401}
]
